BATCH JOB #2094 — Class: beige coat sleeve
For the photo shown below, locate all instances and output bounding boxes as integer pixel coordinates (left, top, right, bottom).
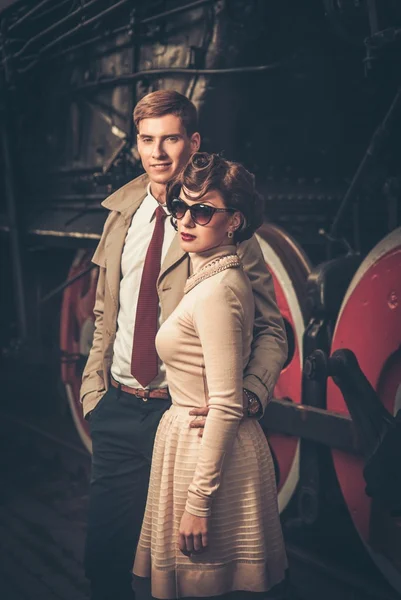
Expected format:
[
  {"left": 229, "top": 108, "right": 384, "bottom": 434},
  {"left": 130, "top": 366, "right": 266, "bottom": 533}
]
[
  {"left": 186, "top": 284, "right": 245, "bottom": 517},
  {"left": 80, "top": 264, "right": 107, "bottom": 417},
  {"left": 237, "top": 235, "right": 288, "bottom": 412},
  {"left": 79, "top": 214, "right": 110, "bottom": 418}
]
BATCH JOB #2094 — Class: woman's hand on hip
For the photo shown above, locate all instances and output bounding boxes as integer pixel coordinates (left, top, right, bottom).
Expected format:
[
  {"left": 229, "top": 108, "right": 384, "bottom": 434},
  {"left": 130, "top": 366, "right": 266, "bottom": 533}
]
[{"left": 178, "top": 509, "right": 209, "bottom": 555}]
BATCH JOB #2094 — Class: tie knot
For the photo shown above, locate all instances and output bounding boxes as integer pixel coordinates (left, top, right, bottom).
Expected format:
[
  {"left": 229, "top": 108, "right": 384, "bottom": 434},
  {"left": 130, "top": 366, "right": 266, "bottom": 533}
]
[{"left": 155, "top": 205, "right": 167, "bottom": 222}]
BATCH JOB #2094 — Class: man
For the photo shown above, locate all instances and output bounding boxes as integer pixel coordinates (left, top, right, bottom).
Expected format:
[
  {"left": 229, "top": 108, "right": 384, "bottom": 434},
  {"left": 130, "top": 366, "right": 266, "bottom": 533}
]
[{"left": 80, "top": 90, "right": 288, "bottom": 600}]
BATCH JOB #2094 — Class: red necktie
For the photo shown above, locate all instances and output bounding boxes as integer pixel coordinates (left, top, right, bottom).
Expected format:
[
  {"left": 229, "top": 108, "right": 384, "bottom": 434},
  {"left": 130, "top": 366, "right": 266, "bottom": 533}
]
[{"left": 131, "top": 205, "right": 167, "bottom": 387}]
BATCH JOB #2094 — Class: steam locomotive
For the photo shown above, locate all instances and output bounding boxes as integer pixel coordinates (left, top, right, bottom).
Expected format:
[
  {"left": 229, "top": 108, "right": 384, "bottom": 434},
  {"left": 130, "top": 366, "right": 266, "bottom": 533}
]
[{"left": 0, "top": 0, "right": 400, "bottom": 595}]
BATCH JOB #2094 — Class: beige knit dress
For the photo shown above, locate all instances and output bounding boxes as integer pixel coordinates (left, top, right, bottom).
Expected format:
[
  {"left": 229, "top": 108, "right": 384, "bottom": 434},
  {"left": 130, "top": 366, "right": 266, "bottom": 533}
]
[{"left": 133, "top": 245, "right": 287, "bottom": 599}]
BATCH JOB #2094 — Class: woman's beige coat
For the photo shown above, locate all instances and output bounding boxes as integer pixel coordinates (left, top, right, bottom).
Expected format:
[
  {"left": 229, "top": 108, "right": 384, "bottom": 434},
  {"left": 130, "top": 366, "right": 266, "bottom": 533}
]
[{"left": 80, "top": 173, "right": 288, "bottom": 418}]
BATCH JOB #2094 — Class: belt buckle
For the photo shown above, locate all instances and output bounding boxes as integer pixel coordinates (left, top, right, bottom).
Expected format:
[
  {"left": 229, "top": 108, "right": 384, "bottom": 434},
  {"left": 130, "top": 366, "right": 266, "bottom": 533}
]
[{"left": 142, "top": 389, "right": 150, "bottom": 402}]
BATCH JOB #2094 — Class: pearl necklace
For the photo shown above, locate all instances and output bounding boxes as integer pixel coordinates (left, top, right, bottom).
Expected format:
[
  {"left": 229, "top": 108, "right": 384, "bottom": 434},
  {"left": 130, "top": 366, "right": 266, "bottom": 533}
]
[{"left": 184, "top": 254, "right": 241, "bottom": 293}]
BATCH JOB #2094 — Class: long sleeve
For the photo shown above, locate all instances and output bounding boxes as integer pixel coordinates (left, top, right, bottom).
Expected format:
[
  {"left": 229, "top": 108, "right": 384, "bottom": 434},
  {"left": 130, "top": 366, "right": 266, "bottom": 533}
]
[
  {"left": 79, "top": 213, "right": 111, "bottom": 418},
  {"left": 80, "top": 264, "right": 107, "bottom": 417},
  {"left": 185, "top": 283, "right": 245, "bottom": 517},
  {"left": 237, "top": 235, "right": 288, "bottom": 412}
]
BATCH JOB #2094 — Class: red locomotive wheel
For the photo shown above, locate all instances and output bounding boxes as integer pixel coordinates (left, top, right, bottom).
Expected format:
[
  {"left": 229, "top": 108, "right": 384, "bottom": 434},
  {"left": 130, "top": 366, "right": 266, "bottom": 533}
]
[
  {"left": 257, "top": 224, "right": 311, "bottom": 512},
  {"left": 60, "top": 249, "right": 98, "bottom": 453},
  {"left": 327, "top": 227, "right": 401, "bottom": 592}
]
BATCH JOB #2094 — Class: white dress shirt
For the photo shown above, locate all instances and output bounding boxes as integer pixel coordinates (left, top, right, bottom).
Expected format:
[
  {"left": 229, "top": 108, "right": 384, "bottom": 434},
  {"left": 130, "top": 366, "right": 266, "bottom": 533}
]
[{"left": 110, "top": 186, "right": 176, "bottom": 389}]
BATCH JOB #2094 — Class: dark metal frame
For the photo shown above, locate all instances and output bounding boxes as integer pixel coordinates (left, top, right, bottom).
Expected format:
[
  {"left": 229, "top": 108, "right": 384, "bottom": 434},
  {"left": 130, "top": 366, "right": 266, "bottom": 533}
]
[{"left": 264, "top": 399, "right": 362, "bottom": 455}]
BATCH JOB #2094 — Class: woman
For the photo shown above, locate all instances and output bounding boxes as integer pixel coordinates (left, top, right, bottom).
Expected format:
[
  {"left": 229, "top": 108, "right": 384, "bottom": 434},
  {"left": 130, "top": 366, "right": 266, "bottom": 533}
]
[{"left": 133, "top": 153, "right": 287, "bottom": 599}]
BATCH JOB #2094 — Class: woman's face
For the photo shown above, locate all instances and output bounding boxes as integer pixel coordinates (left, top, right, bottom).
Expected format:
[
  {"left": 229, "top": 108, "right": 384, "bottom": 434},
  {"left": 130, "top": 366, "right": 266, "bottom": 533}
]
[{"left": 176, "top": 188, "right": 240, "bottom": 253}]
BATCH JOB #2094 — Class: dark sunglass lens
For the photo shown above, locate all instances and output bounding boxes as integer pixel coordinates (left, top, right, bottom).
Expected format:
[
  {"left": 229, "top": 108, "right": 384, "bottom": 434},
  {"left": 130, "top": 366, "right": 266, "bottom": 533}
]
[
  {"left": 171, "top": 199, "right": 187, "bottom": 219},
  {"left": 192, "top": 204, "right": 214, "bottom": 225}
]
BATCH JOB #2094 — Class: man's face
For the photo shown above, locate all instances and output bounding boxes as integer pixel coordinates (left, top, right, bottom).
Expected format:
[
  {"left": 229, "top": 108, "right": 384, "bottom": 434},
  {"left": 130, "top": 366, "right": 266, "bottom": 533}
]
[{"left": 137, "top": 114, "right": 200, "bottom": 186}]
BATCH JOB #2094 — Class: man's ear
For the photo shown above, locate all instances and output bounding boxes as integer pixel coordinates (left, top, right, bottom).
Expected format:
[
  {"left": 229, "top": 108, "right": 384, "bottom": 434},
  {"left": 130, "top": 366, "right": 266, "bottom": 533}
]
[{"left": 190, "top": 132, "right": 201, "bottom": 152}]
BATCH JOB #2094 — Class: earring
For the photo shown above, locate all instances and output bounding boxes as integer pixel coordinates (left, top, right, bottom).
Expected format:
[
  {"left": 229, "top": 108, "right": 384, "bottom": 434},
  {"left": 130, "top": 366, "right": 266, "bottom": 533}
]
[{"left": 227, "top": 230, "right": 234, "bottom": 239}]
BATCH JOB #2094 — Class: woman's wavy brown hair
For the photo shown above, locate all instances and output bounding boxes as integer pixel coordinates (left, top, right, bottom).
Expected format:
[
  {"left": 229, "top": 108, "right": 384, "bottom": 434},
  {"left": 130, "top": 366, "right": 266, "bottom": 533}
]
[{"left": 166, "top": 152, "right": 264, "bottom": 243}]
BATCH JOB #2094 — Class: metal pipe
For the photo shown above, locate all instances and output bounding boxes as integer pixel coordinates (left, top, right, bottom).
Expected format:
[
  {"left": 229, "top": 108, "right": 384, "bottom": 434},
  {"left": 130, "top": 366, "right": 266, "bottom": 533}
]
[
  {"left": 141, "top": 0, "right": 217, "bottom": 25},
  {"left": 8, "top": 0, "right": 66, "bottom": 32},
  {"left": 28, "top": 228, "right": 101, "bottom": 240},
  {"left": 13, "top": 0, "right": 107, "bottom": 59},
  {"left": 263, "top": 398, "right": 362, "bottom": 454},
  {"left": 26, "top": 25, "right": 129, "bottom": 64},
  {"left": 39, "top": 0, "right": 129, "bottom": 56},
  {"left": 31, "top": 201, "right": 104, "bottom": 210},
  {"left": 330, "top": 86, "right": 401, "bottom": 238},
  {"left": 45, "top": 165, "right": 103, "bottom": 176},
  {"left": 367, "top": 0, "right": 379, "bottom": 35},
  {"left": 39, "top": 264, "right": 96, "bottom": 304},
  {"left": 19, "top": 25, "right": 130, "bottom": 74},
  {"left": 24, "top": 0, "right": 75, "bottom": 23},
  {"left": 19, "top": 3, "right": 217, "bottom": 75},
  {"left": 31, "top": 194, "right": 106, "bottom": 202},
  {"left": 0, "top": 101, "right": 27, "bottom": 340},
  {"left": 15, "top": 0, "right": 216, "bottom": 65},
  {"left": 129, "top": 6, "right": 141, "bottom": 141},
  {"left": 71, "top": 59, "right": 288, "bottom": 94}
]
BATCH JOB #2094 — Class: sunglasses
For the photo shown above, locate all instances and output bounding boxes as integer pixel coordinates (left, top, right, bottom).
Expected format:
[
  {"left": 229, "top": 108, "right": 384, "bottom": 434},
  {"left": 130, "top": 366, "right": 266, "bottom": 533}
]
[{"left": 170, "top": 198, "right": 235, "bottom": 226}]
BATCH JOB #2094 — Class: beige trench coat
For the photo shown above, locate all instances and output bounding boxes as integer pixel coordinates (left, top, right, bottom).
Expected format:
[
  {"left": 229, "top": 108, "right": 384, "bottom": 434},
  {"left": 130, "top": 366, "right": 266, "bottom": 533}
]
[{"left": 80, "top": 173, "right": 288, "bottom": 418}]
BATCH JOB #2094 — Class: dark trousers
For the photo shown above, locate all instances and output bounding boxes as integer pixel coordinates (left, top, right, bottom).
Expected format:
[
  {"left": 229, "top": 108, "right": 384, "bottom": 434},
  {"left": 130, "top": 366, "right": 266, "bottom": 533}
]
[{"left": 84, "top": 385, "right": 170, "bottom": 600}]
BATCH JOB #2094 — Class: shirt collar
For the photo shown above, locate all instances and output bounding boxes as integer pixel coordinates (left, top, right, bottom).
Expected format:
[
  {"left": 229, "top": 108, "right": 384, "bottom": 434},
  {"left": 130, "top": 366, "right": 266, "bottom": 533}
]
[{"left": 145, "top": 183, "right": 169, "bottom": 221}]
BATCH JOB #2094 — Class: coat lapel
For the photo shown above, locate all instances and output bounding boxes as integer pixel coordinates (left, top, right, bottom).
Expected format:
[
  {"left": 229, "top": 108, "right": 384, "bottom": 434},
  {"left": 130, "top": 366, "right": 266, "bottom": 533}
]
[
  {"left": 103, "top": 176, "right": 148, "bottom": 308},
  {"left": 101, "top": 172, "right": 187, "bottom": 301},
  {"left": 159, "top": 232, "right": 187, "bottom": 284}
]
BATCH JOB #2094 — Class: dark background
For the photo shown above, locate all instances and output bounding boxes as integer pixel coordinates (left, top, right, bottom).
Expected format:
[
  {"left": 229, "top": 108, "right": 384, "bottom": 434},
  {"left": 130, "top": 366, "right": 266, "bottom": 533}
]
[{"left": 0, "top": 2, "right": 400, "bottom": 599}]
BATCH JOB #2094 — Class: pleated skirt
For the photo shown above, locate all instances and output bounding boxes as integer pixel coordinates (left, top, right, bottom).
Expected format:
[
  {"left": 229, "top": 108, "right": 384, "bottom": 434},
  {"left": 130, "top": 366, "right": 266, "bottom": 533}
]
[{"left": 133, "top": 405, "right": 287, "bottom": 599}]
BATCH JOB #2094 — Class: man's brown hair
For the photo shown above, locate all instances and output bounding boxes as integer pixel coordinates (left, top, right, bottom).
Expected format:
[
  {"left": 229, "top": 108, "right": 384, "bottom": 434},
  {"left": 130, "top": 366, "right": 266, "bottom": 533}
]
[{"left": 133, "top": 90, "right": 198, "bottom": 136}]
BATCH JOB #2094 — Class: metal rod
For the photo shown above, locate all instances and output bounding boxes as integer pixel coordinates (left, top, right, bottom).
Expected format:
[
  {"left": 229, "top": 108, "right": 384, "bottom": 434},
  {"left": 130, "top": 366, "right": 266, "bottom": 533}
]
[
  {"left": 129, "top": 6, "right": 140, "bottom": 142},
  {"left": 26, "top": 0, "right": 74, "bottom": 23},
  {"left": 28, "top": 228, "right": 101, "bottom": 240},
  {"left": 141, "top": 0, "right": 217, "bottom": 25},
  {"left": 47, "top": 25, "right": 128, "bottom": 57},
  {"left": 17, "top": 25, "right": 130, "bottom": 74},
  {"left": 39, "top": 264, "right": 96, "bottom": 304},
  {"left": 39, "top": 0, "right": 129, "bottom": 56},
  {"left": 31, "top": 194, "right": 106, "bottom": 202},
  {"left": 84, "top": 94, "right": 129, "bottom": 123},
  {"left": 0, "top": 101, "right": 27, "bottom": 340},
  {"left": 102, "top": 138, "right": 128, "bottom": 175},
  {"left": 263, "top": 398, "right": 363, "bottom": 454},
  {"left": 8, "top": 0, "right": 65, "bottom": 32},
  {"left": 367, "top": 0, "right": 379, "bottom": 35},
  {"left": 330, "top": 86, "right": 401, "bottom": 238},
  {"left": 6, "top": 0, "right": 215, "bottom": 69},
  {"left": 30, "top": 201, "right": 104, "bottom": 210},
  {"left": 13, "top": 0, "right": 106, "bottom": 59},
  {"left": 45, "top": 165, "right": 103, "bottom": 175},
  {"left": 72, "top": 60, "right": 288, "bottom": 94}
]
